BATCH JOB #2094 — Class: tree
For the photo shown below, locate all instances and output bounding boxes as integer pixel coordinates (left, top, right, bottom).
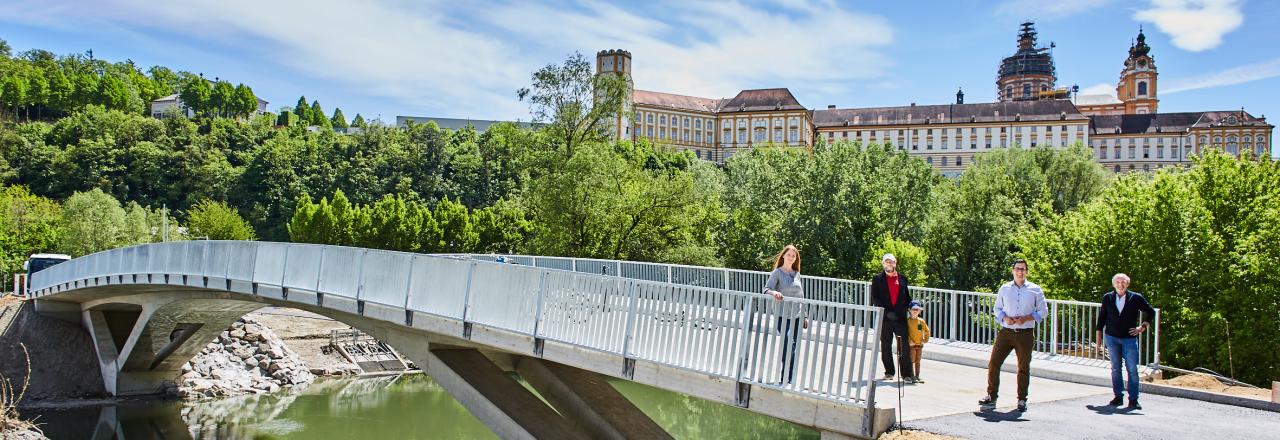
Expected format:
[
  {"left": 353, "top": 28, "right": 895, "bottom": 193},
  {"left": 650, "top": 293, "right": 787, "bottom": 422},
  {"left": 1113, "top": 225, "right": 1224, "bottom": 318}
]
[
  {"left": 179, "top": 77, "right": 211, "bottom": 117},
  {"left": 293, "top": 96, "right": 311, "bottom": 123},
  {"left": 1019, "top": 150, "right": 1280, "bottom": 386},
  {"left": 96, "top": 74, "right": 130, "bottom": 113},
  {"left": 57, "top": 188, "right": 129, "bottom": 256},
  {"left": 234, "top": 84, "right": 257, "bottom": 118},
  {"left": 516, "top": 52, "right": 629, "bottom": 156},
  {"left": 330, "top": 108, "right": 348, "bottom": 130},
  {"left": 186, "top": 199, "right": 256, "bottom": 240},
  {"left": 309, "top": 100, "right": 328, "bottom": 128},
  {"left": 210, "top": 80, "right": 234, "bottom": 117},
  {"left": 432, "top": 197, "right": 477, "bottom": 252},
  {"left": 0, "top": 185, "right": 61, "bottom": 274},
  {"left": 351, "top": 113, "right": 366, "bottom": 128},
  {"left": 2, "top": 73, "right": 28, "bottom": 119}
]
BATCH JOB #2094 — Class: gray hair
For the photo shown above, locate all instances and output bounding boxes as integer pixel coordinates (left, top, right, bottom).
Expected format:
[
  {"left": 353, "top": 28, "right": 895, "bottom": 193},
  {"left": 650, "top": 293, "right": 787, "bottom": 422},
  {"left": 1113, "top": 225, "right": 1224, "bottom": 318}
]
[{"left": 1112, "top": 273, "right": 1131, "bottom": 283}]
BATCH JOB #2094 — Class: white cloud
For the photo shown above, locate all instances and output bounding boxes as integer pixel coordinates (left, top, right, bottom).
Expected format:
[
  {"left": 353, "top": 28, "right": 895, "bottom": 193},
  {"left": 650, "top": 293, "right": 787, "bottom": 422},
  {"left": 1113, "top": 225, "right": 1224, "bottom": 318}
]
[
  {"left": 1077, "top": 83, "right": 1116, "bottom": 97},
  {"left": 0, "top": 0, "right": 896, "bottom": 119},
  {"left": 1164, "top": 57, "right": 1280, "bottom": 94},
  {"left": 1134, "top": 0, "right": 1244, "bottom": 52},
  {"left": 478, "top": 0, "right": 895, "bottom": 103},
  {"left": 994, "top": 0, "right": 1110, "bottom": 18}
]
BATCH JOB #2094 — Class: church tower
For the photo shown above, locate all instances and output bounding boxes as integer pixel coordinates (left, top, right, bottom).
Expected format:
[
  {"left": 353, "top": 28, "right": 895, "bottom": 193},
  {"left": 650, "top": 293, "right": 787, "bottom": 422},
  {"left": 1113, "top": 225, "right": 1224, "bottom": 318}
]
[
  {"left": 596, "top": 49, "right": 634, "bottom": 141},
  {"left": 997, "top": 22, "right": 1057, "bottom": 102},
  {"left": 1116, "top": 28, "right": 1158, "bottom": 114}
]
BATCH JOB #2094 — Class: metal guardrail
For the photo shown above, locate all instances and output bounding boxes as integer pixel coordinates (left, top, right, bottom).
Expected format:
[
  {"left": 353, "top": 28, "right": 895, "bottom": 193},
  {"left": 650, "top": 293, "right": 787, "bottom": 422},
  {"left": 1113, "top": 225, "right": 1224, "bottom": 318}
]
[
  {"left": 471, "top": 254, "right": 1160, "bottom": 371},
  {"left": 27, "top": 242, "right": 886, "bottom": 411}
]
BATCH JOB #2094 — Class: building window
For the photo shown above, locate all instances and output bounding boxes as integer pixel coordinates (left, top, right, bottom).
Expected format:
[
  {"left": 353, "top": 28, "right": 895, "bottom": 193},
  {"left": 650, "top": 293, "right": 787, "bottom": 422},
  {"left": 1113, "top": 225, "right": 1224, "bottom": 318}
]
[
  {"left": 971, "top": 143, "right": 977, "bottom": 150},
  {"left": 927, "top": 157, "right": 934, "bottom": 165},
  {"left": 646, "top": 113, "right": 653, "bottom": 123},
  {"left": 1005, "top": 86, "right": 1012, "bottom": 99},
  {"left": 723, "top": 132, "right": 731, "bottom": 143},
  {"left": 912, "top": 143, "right": 918, "bottom": 150},
  {"left": 659, "top": 128, "right": 666, "bottom": 139},
  {"left": 695, "top": 119, "right": 702, "bottom": 129},
  {"left": 695, "top": 132, "right": 702, "bottom": 143},
  {"left": 683, "top": 130, "right": 690, "bottom": 141},
  {"left": 986, "top": 141, "right": 992, "bottom": 149},
  {"left": 738, "top": 131, "right": 747, "bottom": 144},
  {"left": 789, "top": 128, "right": 799, "bottom": 142},
  {"left": 956, "top": 156, "right": 963, "bottom": 166},
  {"left": 1199, "top": 136, "right": 1208, "bottom": 144},
  {"left": 1022, "top": 84, "right": 1031, "bottom": 98},
  {"left": 738, "top": 120, "right": 747, "bottom": 129},
  {"left": 1129, "top": 147, "right": 1136, "bottom": 159},
  {"left": 942, "top": 156, "right": 949, "bottom": 166},
  {"left": 773, "top": 130, "right": 783, "bottom": 143},
  {"left": 660, "top": 115, "right": 666, "bottom": 125},
  {"left": 754, "top": 129, "right": 767, "bottom": 142},
  {"left": 683, "top": 117, "right": 691, "bottom": 127},
  {"left": 1137, "top": 81, "right": 1148, "bottom": 96}
]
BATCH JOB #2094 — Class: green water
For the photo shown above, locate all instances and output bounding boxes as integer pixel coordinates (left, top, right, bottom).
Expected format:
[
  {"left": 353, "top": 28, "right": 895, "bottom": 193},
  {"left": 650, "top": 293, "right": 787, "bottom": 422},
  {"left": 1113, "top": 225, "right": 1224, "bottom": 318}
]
[{"left": 26, "top": 373, "right": 819, "bottom": 439}]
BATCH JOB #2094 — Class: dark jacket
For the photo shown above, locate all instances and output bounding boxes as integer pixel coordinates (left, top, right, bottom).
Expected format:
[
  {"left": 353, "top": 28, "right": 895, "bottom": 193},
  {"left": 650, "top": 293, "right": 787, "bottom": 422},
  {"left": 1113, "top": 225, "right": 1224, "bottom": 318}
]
[
  {"left": 1095, "top": 290, "right": 1157, "bottom": 339},
  {"left": 870, "top": 272, "right": 913, "bottom": 323}
]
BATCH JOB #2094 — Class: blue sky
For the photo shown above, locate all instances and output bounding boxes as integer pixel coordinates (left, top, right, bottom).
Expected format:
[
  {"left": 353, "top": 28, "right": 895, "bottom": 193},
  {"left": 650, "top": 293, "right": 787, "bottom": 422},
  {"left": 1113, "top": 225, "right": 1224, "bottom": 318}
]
[{"left": 1, "top": 0, "right": 1276, "bottom": 154}]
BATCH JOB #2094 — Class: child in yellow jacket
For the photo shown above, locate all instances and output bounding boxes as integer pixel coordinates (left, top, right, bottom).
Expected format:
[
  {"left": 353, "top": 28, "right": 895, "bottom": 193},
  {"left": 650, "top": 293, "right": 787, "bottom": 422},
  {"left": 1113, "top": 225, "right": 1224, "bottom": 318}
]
[{"left": 907, "top": 300, "right": 931, "bottom": 383}]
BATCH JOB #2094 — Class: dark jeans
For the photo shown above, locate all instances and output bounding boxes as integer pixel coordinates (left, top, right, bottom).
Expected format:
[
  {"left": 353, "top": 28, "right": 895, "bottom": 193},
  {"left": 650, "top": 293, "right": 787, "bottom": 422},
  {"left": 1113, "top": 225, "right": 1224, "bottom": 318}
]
[
  {"left": 880, "top": 319, "right": 913, "bottom": 378},
  {"left": 1105, "top": 334, "right": 1141, "bottom": 400},
  {"left": 987, "top": 328, "right": 1034, "bottom": 400},
  {"left": 777, "top": 317, "right": 801, "bottom": 384}
]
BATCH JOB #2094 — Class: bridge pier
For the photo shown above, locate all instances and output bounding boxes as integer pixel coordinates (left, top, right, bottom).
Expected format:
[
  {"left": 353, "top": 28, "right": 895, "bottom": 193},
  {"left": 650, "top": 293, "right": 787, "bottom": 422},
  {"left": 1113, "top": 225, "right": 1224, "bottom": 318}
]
[
  {"left": 71, "top": 290, "right": 266, "bottom": 396},
  {"left": 517, "top": 357, "right": 673, "bottom": 440}
]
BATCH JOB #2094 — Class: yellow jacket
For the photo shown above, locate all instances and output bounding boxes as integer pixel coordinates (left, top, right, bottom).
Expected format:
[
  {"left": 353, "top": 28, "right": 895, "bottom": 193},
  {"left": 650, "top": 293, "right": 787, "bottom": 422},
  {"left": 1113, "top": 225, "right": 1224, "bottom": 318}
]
[{"left": 907, "top": 316, "right": 930, "bottom": 345}]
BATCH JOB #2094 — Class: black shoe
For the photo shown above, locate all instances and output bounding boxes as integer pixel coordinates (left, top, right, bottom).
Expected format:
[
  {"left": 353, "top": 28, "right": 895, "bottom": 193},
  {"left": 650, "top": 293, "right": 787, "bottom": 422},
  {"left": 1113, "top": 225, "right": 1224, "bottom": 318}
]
[
  {"left": 1127, "top": 400, "right": 1142, "bottom": 410},
  {"left": 978, "top": 396, "right": 997, "bottom": 406},
  {"left": 1109, "top": 396, "right": 1124, "bottom": 406},
  {"left": 904, "top": 376, "right": 918, "bottom": 384},
  {"left": 1016, "top": 399, "right": 1028, "bottom": 412}
]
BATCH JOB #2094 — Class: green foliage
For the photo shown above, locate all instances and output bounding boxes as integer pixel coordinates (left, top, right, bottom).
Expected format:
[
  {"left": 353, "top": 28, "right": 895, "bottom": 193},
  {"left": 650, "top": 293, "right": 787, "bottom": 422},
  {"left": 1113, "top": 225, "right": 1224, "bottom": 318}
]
[
  {"left": 522, "top": 141, "right": 721, "bottom": 265},
  {"left": 187, "top": 199, "right": 256, "bottom": 240},
  {"left": 330, "top": 108, "right": 348, "bottom": 130},
  {"left": 0, "top": 185, "right": 61, "bottom": 274},
  {"left": 57, "top": 188, "right": 158, "bottom": 255},
  {"left": 924, "top": 145, "right": 1108, "bottom": 291},
  {"left": 179, "top": 77, "right": 211, "bottom": 116},
  {"left": 516, "top": 52, "right": 629, "bottom": 155},
  {"left": 1019, "top": 150, "right": 1280, "bottom": 386},
  {"left": 865, "top": 234, "right": 929, "bottom": 287},
  {"left": 718, "top": 141, "right": 939, "bottom": 278}
]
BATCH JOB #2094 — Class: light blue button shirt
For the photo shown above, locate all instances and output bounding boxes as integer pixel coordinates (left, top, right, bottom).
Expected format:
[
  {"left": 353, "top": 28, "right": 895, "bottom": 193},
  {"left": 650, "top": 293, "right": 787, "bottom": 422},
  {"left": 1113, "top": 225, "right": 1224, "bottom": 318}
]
[{"left": 994, "top": 280, "right": 1048, "bottom": 329}]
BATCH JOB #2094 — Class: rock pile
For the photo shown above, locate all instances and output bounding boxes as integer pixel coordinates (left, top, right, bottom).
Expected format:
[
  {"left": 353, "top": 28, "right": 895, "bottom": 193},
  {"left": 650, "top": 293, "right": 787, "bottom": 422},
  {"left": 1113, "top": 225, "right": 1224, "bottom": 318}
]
[{"left": 171, "top": 317, "right": 315, "bottom": 399}]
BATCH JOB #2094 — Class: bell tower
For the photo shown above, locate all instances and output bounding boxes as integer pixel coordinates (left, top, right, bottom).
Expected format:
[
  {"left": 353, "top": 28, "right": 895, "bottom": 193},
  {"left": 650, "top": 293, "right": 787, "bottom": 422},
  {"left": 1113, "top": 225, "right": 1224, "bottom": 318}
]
[
  {"left": 1116, "top": 28, "right": 1158, "bottom": 114},
  {"left": 596, "top": 49, "right": 634, "bottom": 141}
]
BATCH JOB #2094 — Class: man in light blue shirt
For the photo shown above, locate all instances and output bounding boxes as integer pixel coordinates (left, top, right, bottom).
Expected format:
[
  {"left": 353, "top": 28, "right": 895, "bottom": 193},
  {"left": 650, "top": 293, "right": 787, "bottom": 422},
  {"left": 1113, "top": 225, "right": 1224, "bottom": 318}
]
[{"left": 979, "top": 258, "right": 1047, "bottom": 412}]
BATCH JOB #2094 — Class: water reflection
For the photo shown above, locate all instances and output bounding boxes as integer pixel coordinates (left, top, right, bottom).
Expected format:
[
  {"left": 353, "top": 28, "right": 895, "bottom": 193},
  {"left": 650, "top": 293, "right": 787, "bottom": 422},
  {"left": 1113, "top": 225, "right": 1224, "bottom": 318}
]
[{"left": 26, "top": 373, "right": 817, "bottom": 439}]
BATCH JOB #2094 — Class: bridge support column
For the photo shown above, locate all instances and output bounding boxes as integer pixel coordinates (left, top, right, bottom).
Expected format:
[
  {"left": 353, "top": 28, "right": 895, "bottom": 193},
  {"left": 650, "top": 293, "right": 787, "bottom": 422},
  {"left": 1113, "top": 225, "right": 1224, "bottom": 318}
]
[
  {"left": 424, "top": 348, "right": 592, "bottom": 440},
  {"left": 517, "top": 358, "right": 673, "bottom": 440}
]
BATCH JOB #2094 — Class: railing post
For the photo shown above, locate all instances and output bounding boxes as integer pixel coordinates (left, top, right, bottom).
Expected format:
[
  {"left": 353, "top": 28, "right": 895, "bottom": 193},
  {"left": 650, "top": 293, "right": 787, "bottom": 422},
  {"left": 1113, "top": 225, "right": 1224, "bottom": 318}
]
[
  {"left": 620, "top": 280, "right": 639, "bottom": 357},
  {"left": 532, "top": 270, "right": 548, "bottom": 338},
  {"left": 666, "top": 265, "right": 672, "bottom": 283},
  {"left": 1153, "top": 308, "right": 1161, "bottom": 366},
  {"left": 1050, "top": 302, "right": 1059, "bottom": 355},
  {"left": 461, "top": 261, "right": 477, "bottom": 322},
  {"left": 863, "top": 309, "right": 884, "bottom": 437},
  {"left": 949, "top": 290, "right": 958, "bottom": 341},
  {"left": 722, "top": 269, "right": 730, "bottom": 291},
  {"left": 734, "top": 296, "right": 755, "bottom": 383}
]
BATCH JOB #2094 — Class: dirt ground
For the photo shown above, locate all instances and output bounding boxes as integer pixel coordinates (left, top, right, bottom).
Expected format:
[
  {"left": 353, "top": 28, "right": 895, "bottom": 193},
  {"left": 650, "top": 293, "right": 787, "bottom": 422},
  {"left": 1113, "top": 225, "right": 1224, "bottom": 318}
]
[
  {"left": 1154, "top": 373, "right": 1272, "bottom": 400},
  {"left": 880, "top": 429, "right": 966, "bottom": 440},
  {"left": 243, "top": 307, "right": 359, "bottom": 374}
]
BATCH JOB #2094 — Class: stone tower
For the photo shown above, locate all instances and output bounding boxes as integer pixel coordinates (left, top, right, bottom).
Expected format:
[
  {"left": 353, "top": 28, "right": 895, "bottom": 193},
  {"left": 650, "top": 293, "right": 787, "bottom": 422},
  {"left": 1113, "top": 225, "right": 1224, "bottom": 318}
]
[
  {"left": 595, "top": 49, "right": 634, "bottom": 141},
  {"left": 1116, "top": 28, "right": 1159, "bottom": 114}
]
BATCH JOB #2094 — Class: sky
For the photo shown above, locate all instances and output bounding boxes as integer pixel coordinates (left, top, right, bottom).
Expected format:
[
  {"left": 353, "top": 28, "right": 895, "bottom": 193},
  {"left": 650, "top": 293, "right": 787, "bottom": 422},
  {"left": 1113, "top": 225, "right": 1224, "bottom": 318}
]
[{"left": 0, "top": 0, "right": 1276, "bottom": 155}]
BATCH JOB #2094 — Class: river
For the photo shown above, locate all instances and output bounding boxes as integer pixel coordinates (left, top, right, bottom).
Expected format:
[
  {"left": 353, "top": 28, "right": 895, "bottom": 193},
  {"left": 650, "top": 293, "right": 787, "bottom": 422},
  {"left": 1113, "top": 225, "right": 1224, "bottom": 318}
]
[{"left": 22, "top": 373, "right": 820, "bottom": 439}]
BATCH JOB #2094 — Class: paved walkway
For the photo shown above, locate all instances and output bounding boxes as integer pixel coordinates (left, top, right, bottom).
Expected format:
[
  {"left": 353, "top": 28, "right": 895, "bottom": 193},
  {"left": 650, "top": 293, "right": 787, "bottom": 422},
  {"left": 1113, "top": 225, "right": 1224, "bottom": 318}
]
[{"left": 906, "top": 393, "right": 1280, "bottom": 439}]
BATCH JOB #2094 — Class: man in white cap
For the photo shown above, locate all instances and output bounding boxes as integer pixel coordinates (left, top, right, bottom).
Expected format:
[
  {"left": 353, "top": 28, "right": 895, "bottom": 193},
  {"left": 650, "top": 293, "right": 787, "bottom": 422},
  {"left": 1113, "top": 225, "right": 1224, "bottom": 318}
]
[{"left": 870, "top": 253, "right": 917, "bottom": 383}]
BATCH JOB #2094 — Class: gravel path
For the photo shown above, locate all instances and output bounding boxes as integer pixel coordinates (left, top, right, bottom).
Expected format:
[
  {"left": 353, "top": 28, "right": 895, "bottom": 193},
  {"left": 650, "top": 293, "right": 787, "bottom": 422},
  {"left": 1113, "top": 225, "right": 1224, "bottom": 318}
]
[{"left": 905, "top": 392, "right": 1280, "bottom": 440}]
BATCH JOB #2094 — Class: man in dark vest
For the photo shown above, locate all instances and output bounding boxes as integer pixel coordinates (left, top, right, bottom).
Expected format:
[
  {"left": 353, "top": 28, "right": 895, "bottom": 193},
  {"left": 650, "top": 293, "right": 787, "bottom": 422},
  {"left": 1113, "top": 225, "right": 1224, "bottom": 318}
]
[
  {"left": 871, "top": 253, "right": 916, "bottom": 383},
  {"left": 1096, "top": 273, "right": 1156, "bottom": 410}
]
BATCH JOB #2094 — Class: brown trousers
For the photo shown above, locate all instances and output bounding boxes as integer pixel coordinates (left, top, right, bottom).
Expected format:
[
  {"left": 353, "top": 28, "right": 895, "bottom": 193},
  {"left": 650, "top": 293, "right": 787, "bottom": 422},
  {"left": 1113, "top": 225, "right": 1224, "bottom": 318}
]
[
  {"left": 910, "top": 346, "right": 923, "bottom": 377},
  {"left": 987, "top": 328, "right": 1034, "bottom": 400}
]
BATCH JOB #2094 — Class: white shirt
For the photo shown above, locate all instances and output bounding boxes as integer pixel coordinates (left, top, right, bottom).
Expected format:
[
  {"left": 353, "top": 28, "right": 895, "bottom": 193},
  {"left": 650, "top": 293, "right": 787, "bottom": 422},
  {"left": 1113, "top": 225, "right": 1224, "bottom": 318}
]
[
  {"left": 1115, "top": 291, "right": 1127, "bottom": 313},
  {"left": 994, "top": 280, "right": 1048, "bottom": 330}
]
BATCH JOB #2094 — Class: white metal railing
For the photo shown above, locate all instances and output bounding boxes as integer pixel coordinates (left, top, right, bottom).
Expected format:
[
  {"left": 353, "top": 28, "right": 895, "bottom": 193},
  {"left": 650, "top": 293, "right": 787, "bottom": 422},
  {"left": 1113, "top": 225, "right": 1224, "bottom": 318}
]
[
  {"left": 27, "top": 242, "right": 886, "bottom": 414},
  {"left": 471, "top": 254, "right": 1161, "bottom": 371}
]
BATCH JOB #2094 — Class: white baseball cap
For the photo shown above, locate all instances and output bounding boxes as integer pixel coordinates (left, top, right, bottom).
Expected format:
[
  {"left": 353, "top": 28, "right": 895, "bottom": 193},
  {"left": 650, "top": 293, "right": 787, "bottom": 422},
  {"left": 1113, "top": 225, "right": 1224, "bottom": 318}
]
[{"left": 882, "top": 253, "right": 896, "bottom": 262}]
